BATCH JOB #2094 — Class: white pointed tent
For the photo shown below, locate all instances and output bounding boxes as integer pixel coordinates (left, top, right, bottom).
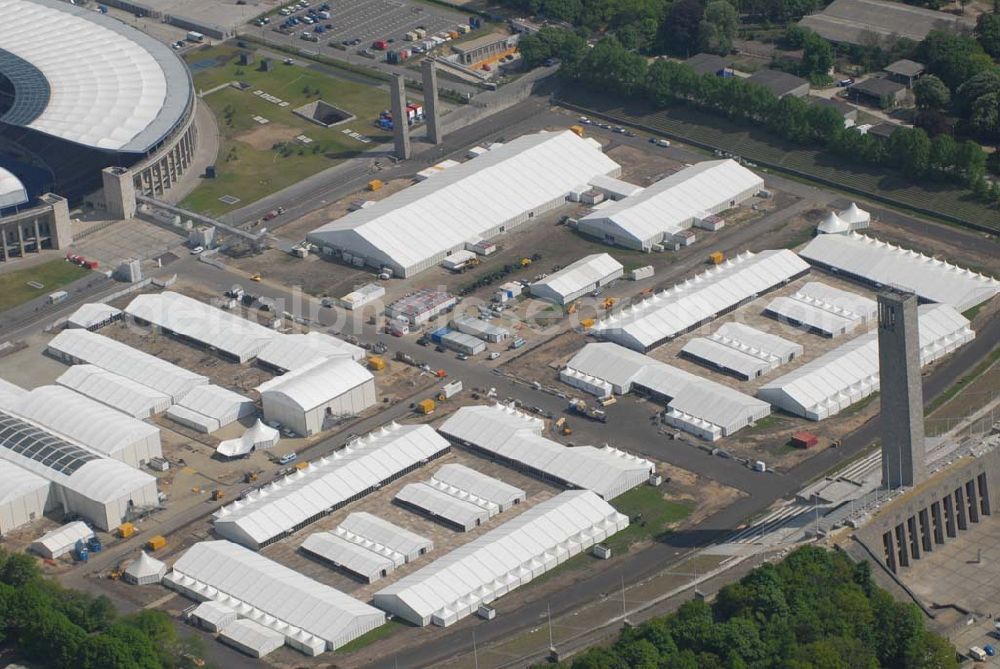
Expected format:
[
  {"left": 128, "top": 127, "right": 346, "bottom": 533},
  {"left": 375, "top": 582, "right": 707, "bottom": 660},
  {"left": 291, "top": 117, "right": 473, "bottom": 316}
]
[
  {"left": 817, "top": 211, "right": 849, "bottom": 235},
  {"left": 123, "top": 551, "right": 166, "bottom": 585},
  {"left": 838, "top": 202, "right": 870, "bottom": 229},
  {"left": 216, "top": 419, "right": 280, "bottom": 459}
]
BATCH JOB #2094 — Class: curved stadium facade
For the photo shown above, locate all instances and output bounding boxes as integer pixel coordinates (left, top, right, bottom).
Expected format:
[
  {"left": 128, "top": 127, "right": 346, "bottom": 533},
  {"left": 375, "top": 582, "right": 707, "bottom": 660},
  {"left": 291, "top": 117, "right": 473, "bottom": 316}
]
[{"left": 0, "top": 0, "right": 196, "bottom": 207}]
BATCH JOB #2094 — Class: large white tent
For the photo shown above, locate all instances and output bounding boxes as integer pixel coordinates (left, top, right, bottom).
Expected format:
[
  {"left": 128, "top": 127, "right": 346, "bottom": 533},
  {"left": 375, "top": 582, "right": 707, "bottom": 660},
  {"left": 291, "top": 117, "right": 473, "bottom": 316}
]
[
  {"left": 593, "top": 250, "right": 810, "bottom": 352},
  {"left": 256, "top": 332, "right": 365, "bottom": 372},
  {"left": 125, "top": 292, "right": 279, "bottom": 363},
  {"left": 216, "top": 419, "right": 280, "bottom": 459},
  {"left": 65, "top": 303, "right": 122, "bottom": 331},
  {"left": 758, "top": 304, "right": 974, "bottom": 419},
  {"left": 440, "top": 405, "right": 653, "bottom": 499},
  {"left": 680, "top": 322, "right": 803, "bottom": 381},
  {"left": 800, "top": 232, "right": 999, "bottom": 312},
  {"left": 373, "top": 490, "right": 628, "bottom": 626},
  {"left": 529, "top": 253, "right": 624, "bottom": 305},
  {"left": 56, "top": 364, "right": 171, "bottom": 418},
  {"left": 0, "top": 378, "right": 25, "bottom": 406},
  {"left": 432, "top": 464, "right": 526, "bottom": 513},
  {"left": 308, "top": 130, "right": 621, "bottom": 277},
  {"left": 30, "top": 521, "right": 94, "bottom": 559},
  {"left": 763, "top": 281, "right": 877, "bottom": 338},
  {"left": 577, "top": 159, "right": 764, "bottom": 250},
  {"left": 394, "top": 482, "right": 491, "bottom": 532},
  {"left": 6, "top": 385, "right": 162, "bottom": 468},
  {"left": 47, "top": 329, "right": 208, "bottom": 401},
  {"left": 165, "top": 540, "right": 385, "bottom": 655},
  {"left": 301, "top": 531, "right": 400, "bottom": 583},
  {"left": 335, "top": 512, "right": 432, "bottom": 564},
  {"left": 173, "top": 385, "right": 256, "bottom": 428},
  {"left": 0, "top": 459, "right": 50, "bottom": 536},
  {"left": 213, "top": 423, "right": 449, "bottom": 549},
  {"left": 566, "top": 343, "right": 771, "bottom": 440},
  {"left": 218, "top": 619, "right": 287, "bottom": 658}
]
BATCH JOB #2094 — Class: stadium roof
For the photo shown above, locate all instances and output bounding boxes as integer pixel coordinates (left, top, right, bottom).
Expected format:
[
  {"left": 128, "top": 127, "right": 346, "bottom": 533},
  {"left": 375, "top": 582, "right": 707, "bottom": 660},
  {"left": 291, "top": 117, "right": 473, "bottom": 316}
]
[
  {"left": 373, "top": 490, "right": 628, "bottom": 626},
  {"left": 6, "top": 385, "right": 160, "bottom": 460},
  {"left": 764, "top": 281, "right": 877, "bottom": 337},
  {"left": 799, "top": 0, "right": 975, "bottom": 44},
  {"left": 566, "top": 342, "right": 772, "bottom": 435},
  {"left": 213, "top": 423, "right": 449, "bottom": 548},
  {"left": 336, "top": 512, "right": 433, "bottom": 564},
  {"left": 758, "top": 304, "right": 974, "bottom": 419},
  {"left": 47, "top": 328, "right": 208, "bottom": 401},
  {"left": 308, "top": 131, "right": 620, "bottom": 275},
  {"left": 0, "top": 0, "right": 192, "bottom": 152},
  {"left": 165, "top": 540, "right": 385, "bottom": 652},
  {"left": 256, "top": 332, "right": 365, "bottom": 372},
  {"left": 0, "top": 458, "right": 49, "bottom": 506},
  {"left": 579, "top": 160, "right": 764, "bottom": 247},
  {"left": 57, "top": 364, "right": 171, "bottom": 418},
  {"left": 530, "top": 254, "right": 623, "bottom": 303},
  {"left": 800, "top": 232, "right": 999, "bottom": 312},
  {"left": 0, "top": 166, "right": 28, "bottom": 208},
  {"left": 593, "top": 250, "right": 809, "bottom": 351},
  {"left": 440, "top": 404, "right": 653, "bottom": 499},
  {"left": 125, "top": 292, "right": 278, "bottom": 363},
  {"left": 256, "top": 357, "right": 373, "bottom": 413}
]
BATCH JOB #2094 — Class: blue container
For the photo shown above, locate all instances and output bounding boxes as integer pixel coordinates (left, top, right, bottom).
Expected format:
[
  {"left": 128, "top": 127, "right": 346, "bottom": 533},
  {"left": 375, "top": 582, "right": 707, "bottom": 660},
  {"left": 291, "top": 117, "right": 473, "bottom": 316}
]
[{"left": 429, "top": 327, "right": 452, "bottom": 344}]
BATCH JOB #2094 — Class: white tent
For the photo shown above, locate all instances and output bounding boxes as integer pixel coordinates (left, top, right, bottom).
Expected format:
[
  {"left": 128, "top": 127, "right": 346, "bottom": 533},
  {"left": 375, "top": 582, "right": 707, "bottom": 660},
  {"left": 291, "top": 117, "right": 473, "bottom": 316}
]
[
  {"left": 529, "top": 254, "right": 624, "bottom": 305},
  {"left": 763, "top": 281, "right": 877, "bottom": 338},
  {"left": 335, "top": 512, "right": 432, "bottom": 564},
  {"left": 123, "top": 551, "right": 166, "bottom": 585},
  {"left": 216, "top": 419, "right": 280, "bottom": 459},
  {"left": 816, "top": 211, "right": 849, "bottom": 235},
  {"left": 219, "top": 619, "right": 285, "bottom": 658},
  {"left": 0, "top": 460, "right": 50, "bottom": 536},
  {"left": 174, "top": 385, "right": 256, "bottom": 428},
  {"left": 30, "top": 521, "right": 94, "bottom": 559},
  {"left": 56, "top": 364, "right": 171, "bottom": 418}
]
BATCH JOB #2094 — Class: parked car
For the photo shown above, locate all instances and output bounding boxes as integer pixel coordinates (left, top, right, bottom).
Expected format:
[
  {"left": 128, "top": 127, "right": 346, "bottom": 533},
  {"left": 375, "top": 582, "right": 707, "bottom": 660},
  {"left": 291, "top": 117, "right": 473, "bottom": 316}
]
[
  {"left": 278, "top": 452, "right": 297, "bottom": 465},
  {"left": 190, "top": 246, "right": 204, "bottom": 255}
]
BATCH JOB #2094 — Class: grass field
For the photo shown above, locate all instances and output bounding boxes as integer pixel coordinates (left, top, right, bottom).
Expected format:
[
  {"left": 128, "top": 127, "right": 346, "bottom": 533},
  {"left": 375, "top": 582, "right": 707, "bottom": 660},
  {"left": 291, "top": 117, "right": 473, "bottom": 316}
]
[
  {"left": 558, "top": 90, "right": 999, "bottom": 233},
  {"left": 181, "top": 45, "right": 395, "bottom": 215},
  {"left": 0, "top": 260, "right": 89, "bottom": 312},
  {"left": 336, "top": 619, "right": 406, "bottom": 653},
  {"left": 606, "top": 486, "right": 692, "bottom": 553}
]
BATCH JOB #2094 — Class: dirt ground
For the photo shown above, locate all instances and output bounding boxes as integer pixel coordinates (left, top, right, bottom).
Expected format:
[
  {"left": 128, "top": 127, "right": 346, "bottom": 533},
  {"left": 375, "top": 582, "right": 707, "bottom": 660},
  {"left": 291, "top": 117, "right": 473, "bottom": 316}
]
[
  {"left": 277, "top": 176, "right": 416, "bottom": 242},
  {"left": 605, "top": 143, "right": 686, "bottom": 184},
  {"left": 236, "top": 123, "right": 302, "bottom": 151}
]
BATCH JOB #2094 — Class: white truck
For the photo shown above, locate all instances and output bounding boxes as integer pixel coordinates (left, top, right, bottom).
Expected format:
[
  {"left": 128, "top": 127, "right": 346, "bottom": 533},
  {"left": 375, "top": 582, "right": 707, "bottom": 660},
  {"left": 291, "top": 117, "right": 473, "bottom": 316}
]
[
  {"left": 186, "top": 31, "right": 204, "bottom": 42},
  {"left": 441, "top": 380, "right": 463, "bottom": 399},
  {"left": 970, "top": 646, "right": 987, "bottom": 662}
]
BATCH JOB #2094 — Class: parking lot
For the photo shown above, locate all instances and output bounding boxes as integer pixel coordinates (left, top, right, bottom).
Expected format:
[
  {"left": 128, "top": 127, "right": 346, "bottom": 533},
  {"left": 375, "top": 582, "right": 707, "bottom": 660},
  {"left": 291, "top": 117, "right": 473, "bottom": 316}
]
[{"left": 257, "top": 0, "right": 468, "bottom": 51}]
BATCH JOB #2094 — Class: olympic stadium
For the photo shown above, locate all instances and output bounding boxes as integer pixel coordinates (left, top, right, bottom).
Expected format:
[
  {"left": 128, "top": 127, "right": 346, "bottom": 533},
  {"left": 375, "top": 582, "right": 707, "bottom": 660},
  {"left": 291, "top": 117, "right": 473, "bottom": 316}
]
[{"left": 0, "top": 0, "right": 197, "bottom": 259}]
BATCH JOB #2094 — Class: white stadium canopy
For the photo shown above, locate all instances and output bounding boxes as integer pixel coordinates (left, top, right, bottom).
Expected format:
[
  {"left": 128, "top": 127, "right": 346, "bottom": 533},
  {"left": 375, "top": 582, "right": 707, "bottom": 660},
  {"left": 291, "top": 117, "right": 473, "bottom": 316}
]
[
  {"left": 758, "top": 304, "right": 974, "bottom": 420},
  {"left": 577, "top": 159, "right": 764, "bottom": 250},
  {"left": 164, "top": 540, "right": 385, "bottom": 655},
  {"left": 800, "top": 232, "right": 999, "bottom": 312},
  {"left": 56, "top": 364, "right": 172, "bottom": 419},
  {"left": 308, "top": 130, "right": 621, "bottom": 277},
  {"left": 0, "top": 0, "right": 191, "bottom": 153},
  {"left": 213, "top": 423, "right": 449, "bottom": 549},
  {"left": 125, "top": 292, "right": 279, "bottom": 363},
  {"left": 373, "top": 490, "right": 628, "bottom": 626},
  {"left": 440, "top": 404, "right": 653, "bottom": 499},
  {"left": 593, "top": 250, "right": 809, "bottom": 351},
  {"left": 529, "top": 253, "right": 624, "bottom": 305},
  {"left": 47, "top": 329, "right": 208, "bottom": 401},
  {"left": 0, "top": 166, "right": 28, "bottom": 208}
]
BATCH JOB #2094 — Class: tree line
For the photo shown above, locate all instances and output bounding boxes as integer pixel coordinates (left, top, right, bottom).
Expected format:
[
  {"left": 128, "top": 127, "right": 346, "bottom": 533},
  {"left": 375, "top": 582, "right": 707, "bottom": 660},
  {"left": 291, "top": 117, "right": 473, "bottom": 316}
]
[
  {"left": 0, "top": 549, "right": 205, "bottom": 669},
  {"left": 519, "top": 29, "right": 999, "bottom": 204},
  {"left": 543, "top": 546, "right": 958, "bottom": 669}
]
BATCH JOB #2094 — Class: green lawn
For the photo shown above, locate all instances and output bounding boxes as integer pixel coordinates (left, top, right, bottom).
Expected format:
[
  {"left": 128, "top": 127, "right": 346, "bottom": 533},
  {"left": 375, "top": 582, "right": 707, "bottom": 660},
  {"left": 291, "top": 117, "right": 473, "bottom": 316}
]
[
  {"left": 606, "top": 486, "right": 692, "bottom": 554},
  {"left": 180, "top": 45, "right": 393, "bottom": 215},
  {"left": 0, "top": 260, "right": 89, "bottom": 312},
  {"left": 336, "top": 619, "right": 406, "bottom": 653}
]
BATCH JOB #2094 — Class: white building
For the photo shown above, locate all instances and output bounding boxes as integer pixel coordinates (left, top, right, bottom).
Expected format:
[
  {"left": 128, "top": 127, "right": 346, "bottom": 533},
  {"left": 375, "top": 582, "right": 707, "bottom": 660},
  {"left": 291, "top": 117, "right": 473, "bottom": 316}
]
[
  {"left": 680, "top": 322, "right": 803, "bottom": 381},
  {"left": 172, "top": 385, "right": 256, "bottom": 429},
  {"left": 47, "top": 329, "right": 209, "bottom": 401},
  {"left": 66, "top": 303, "right": 122, "bottom": 330},
  {"left": 565, "top": 343, "right": 772, "bottom": 441},
  {"left": 164, "top": 540, "right": 386, "bottom": 655},
  {"left": 125, "top": 292, "right": 279, "bottom": 363},
  {"left": 56, "top": 364, "right": 172, "bottom": 418},
  {"left": 213, "top": 423, "right": 449, "bottom": 549},
  {"left": 122, "top": 550, "right": 167, "bottom": 585},
  {"left": 5, "top": 385, "right": 162, "bottom": 468},
  {"left": 30, "top": 521, "right": 94, "bottom": 559},
  {"left": 764, "top": 281, "right": 877, "bottom": 338},
  {"left": 0, "top": 410, "right": 159, "bottom": 531},
  {"left": 373, "top": 490, "right": 628, "bottom": 626},
  {"left": 190, "top": 600, "right": 238, "bottom": 632},
  {"left": 800, "top": 232, "right": 999, "bottom": 312},
  {"left": 219, "top": 619, "right": 286, "bottom": 658},
  {"left": 257, "top": 357, "right": 376, "bottom": 436},
  {"left": 432, "top": 463, "right": 525, "bottom": 512},
  {"left": 0, "top": 378, "right": 25, "bottom": 406},
  {"left": 577, "top": 160, "right": 763, "bottom": 251},
  {"left": 0, "top": 459, "right": 50, "bottom": 536},
  {"left": 593, "top": 250, "right": 809, "bottom": 352},
  {"left": 529, "top": 253, "right": 624, "bottom": 305},
  {"left": 451, "top": 315, "right": 510, "bottom": 342},
  {"left": 307, "top": 130, "right": 621, "bottom": 277},
  {"left": 394, "top": 482, "right": 491, "bottom": 532},
  {"left": 440, "top": 405, "right": 653, "bottom": 499},
  {"left": 758, "top": 304, "right": 974, "bottom": 420},
  {"left": 587, "top": 174, "right": 644, "bottom": 200},
  {"left": 338, "top": 284, "right": 386, "bottom": 310},
  {"left": 386, "top": 289, "right": 457, "bottom": 326},
  {"left": 336, "top": 512, "right": 433, "bottom": 564},
  {"left": 256, "top": 332, "right": 365, "bottom": 373}
]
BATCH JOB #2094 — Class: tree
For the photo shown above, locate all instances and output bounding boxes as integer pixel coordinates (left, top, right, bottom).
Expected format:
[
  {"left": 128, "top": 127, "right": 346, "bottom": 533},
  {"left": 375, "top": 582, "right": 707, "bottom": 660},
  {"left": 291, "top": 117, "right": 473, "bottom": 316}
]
[
  {"left": 969, "top": 91, "right": 1000, "bottom": 143},
  {"left": 918, "top": 30, "right": 993, "bottom": 90},
  {"left": 0, "top": 551, "right": 40, "bottom": 587},
  {"left": 913, "top": 74, "right": 951, "bottom": 109},
  {"left": 801, "top": 31, "right": 834, "bottom": 78},
  {"left": 700, "top": 1, "right": 738, "bottom": 55},
  {"left": 658, "top": 0, "right": 704, "bottom": 56},
  {"left": 976, "top": 12, "right": 1000, "bottom": 58}
]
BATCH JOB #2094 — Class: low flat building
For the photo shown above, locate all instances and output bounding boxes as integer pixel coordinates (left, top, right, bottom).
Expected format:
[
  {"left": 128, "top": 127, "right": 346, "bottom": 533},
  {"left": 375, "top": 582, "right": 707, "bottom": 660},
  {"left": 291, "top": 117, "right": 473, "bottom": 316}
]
[
  {"left": 387, "top": 289, "right": 457, "bottom": 326},
  {"left": 0, "top": 194, "right": 72, "bottom": 263},
  {"left": 452, "top": 32, "right": 518, "bottom": 66},
  {"left": 684, "top": 52, "right": 733, "bottom": 76},
  {"left": 799, "top": 0, "right": 974, "bottom": 45},
  {"left": 807, "top": 96, "right": 858, "bottom": 123},
  {"left": 451, "top": 315, "right": 509, "bottom": 342},
  {"left": 884, "top": 59, "right": 924, "bottom": 87},
  {"left": 747, "top": 69, "right": 809, "bottom": 98},
  {"left": 848, "top": 78, "right": 906, "bottom": 108},
  {"left": 529, "top": 253, "right": 623, "bottom": 305}
]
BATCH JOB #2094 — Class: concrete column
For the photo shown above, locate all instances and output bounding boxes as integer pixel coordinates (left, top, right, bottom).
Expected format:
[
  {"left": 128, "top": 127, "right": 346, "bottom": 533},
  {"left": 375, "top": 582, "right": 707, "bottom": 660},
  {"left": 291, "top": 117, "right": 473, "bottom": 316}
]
[
  {"left": 390, "top": 73, "right": 411, "bottom": 160},
  {"left": 944, "top": 495, "right": 957, "bottom": 537},
  {"left": 883, "top": 531, "right": 897, "bottom": 572},
  {"left": 931, "top": 501, "right": 945, "bottom": 544},
  {"left": 895, "top": 524, "right": 910, "bottom": 568},
  {"left": 33, "top": 220, "right": 40, "bottom": 251},
  {"left": 918, "top": 509, "right": 933, "bottom": 552},
  {"left": 907, "top": 516, "right": 921, "bottom": 560},
  {"left": 978, "top": 473, "right": 991, "bottom": 516},
  {"left": 967, "top": 480, "right": 980, "bottom": 523},
  {"left": 102, "top": 167, "right": 137, "bottom": 219},
  {"left": 16, "top": 224, "right": 25, "bottom": 256},
  {"left": 955, "top": 488, "right": 968, "bottom": 531},
  {"left": 1, "top": 230, "right": 8, "bottom": 261},
  {"left": 421, "top": 58, "right": 442, "bottom": 145}
]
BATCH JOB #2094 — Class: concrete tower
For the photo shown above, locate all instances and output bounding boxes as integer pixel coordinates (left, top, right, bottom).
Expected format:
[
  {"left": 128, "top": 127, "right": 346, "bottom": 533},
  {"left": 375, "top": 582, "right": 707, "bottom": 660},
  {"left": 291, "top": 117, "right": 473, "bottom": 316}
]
[
  {"left": 878, "top": 288, "right": 926, "bottom": 489},
  {"left": 421, "top": 59, "right": 442, "bottom": 145},
  {"left": 390, "top": 73, "right": 411, "bottom": 160},
  {"left": 102, "top": 166, "right": 137, "bottom": 220}
]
